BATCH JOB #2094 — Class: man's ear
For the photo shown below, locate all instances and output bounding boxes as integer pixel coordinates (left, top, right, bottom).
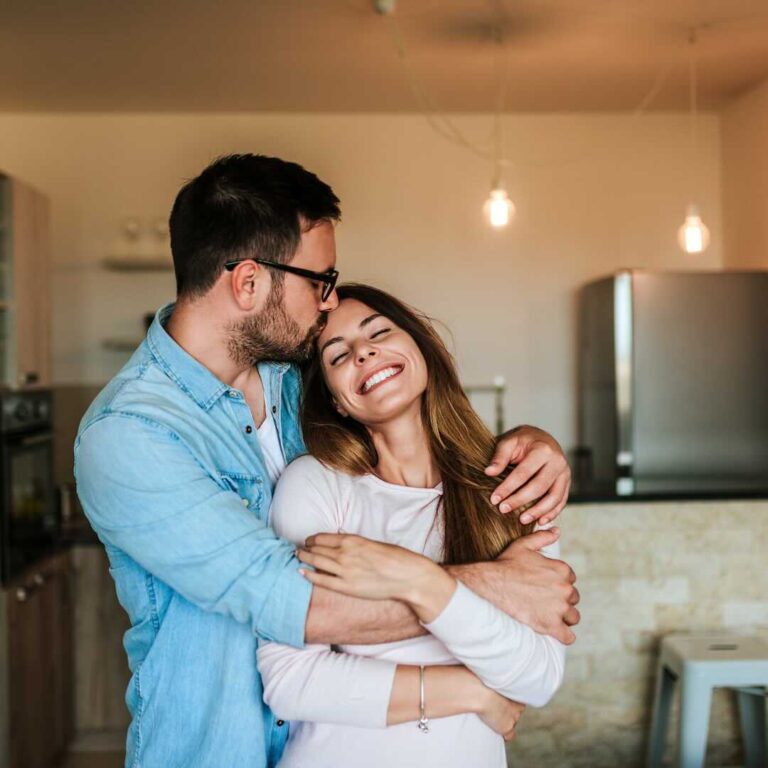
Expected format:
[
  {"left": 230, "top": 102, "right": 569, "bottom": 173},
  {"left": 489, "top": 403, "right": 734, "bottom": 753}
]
[
  {"left": 228, "top": 260, "right": 270, "bottom": 311},
  {"left": 332, "top": 398, "right": 349, "bottom": 418}
]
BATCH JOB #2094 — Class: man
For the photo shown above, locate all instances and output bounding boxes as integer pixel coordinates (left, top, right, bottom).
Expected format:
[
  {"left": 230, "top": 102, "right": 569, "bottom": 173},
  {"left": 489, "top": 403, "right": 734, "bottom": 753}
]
[{"left": 75, "top": 154, "right": 579, "bottom": 768}]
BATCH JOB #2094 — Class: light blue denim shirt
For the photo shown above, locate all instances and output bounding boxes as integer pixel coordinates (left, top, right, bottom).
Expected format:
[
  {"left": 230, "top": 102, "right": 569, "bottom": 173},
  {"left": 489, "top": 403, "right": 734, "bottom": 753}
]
[{"left": 74, "top": 303, "right": 312, "bottom": 768}]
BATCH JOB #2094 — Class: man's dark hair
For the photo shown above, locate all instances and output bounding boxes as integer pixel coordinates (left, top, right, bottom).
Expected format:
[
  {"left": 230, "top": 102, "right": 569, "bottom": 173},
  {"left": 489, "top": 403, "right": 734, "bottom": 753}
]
[{"left": 169, "top": 154, "right": 341, "bottom": 299}]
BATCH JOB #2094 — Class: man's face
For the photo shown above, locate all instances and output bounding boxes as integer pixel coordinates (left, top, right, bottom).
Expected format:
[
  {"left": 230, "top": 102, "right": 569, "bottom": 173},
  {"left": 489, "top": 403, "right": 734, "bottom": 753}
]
[{"left": 228, "top": 221, "right": 339, "bottom": 365}]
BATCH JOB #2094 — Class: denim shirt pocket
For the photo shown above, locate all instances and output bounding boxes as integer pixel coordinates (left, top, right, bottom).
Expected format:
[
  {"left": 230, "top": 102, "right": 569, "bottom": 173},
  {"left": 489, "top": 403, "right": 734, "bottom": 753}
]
[{"left": 218, "top": 471, "right": 264, "bottom": 517}]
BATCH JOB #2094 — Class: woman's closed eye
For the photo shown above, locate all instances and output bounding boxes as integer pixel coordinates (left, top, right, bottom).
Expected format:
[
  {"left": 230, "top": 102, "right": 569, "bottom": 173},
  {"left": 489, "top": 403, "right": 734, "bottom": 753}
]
[{"left": 329, "top": 328, "right": 391, "bottom": 366}]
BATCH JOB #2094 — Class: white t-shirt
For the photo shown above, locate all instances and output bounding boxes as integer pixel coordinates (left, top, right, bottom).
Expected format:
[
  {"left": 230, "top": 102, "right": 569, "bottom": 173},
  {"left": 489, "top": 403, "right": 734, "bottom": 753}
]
[
  {"left": 256, "top": 388, "right": 286, "bottom": 490},
  {"left": 258, "top": 455, "right": 565, "bottom": 768}
]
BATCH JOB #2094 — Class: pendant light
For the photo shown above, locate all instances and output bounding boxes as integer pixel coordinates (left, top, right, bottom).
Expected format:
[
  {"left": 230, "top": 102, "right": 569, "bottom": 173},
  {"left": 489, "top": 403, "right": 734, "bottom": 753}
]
[
  {"left": 678, "top": 29, "right": 710, "bottom": 254},
  {"left": 483, "top": 23, "right": 515, "bottom": 229}
]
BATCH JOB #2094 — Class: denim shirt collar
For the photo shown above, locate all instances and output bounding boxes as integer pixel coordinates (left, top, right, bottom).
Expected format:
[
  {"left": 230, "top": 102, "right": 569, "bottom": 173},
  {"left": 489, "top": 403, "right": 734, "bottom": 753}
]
[{"left": 147, "top": 303, "right": 290, "bottom": 411}]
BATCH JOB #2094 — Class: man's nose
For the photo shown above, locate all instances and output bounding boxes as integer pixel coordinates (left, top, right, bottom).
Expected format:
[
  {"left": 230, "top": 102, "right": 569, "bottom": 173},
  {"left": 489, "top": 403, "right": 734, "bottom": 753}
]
[{"left": 319, "top": 289, "right": 339, "bottom": 312}]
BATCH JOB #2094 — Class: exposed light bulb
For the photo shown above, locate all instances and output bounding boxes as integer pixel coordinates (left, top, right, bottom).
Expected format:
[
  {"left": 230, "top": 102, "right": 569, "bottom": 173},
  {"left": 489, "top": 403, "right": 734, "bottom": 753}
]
[
  {"left": 484, "top": 188, "right": 515, "bottom": 228},
  {"left": 677, "top": 204, "right": 710, "bottom": 254}
]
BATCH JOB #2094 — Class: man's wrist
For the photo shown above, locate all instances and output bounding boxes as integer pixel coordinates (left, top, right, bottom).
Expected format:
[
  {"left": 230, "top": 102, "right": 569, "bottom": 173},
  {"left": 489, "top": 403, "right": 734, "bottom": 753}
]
[{"left": 443, "top": 560, "right": 524, "bottom": 622}]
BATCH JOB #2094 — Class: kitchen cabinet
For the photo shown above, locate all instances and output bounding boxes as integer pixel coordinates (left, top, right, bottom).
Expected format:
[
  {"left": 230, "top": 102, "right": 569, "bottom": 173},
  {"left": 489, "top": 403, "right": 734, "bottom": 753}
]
[
  {"left": 70, "top": 545, "right": 131, "bottom": 737},
  {"left": 0, "top": 550, "right": 74, "bottom": 768},
  {"left": 0, "top": 173, "right": 51, "bottom": 389}
]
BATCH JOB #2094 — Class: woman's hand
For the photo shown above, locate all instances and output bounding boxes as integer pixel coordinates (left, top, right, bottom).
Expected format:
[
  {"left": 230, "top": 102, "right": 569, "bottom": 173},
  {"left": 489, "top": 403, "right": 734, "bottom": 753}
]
[
  {"left": 298, "top": 533, "right": 457, "bottom": 622},
  {"left": 485, "top": 426, "right": 571, "bottom": 526},
  {"left": 476, "top": 688, "right": 526, "bottom": 742}
]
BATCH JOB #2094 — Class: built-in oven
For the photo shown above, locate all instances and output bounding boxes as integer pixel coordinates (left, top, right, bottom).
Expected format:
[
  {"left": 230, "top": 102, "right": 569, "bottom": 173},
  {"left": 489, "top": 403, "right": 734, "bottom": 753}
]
[{"left": 0, "top": 390, "right": 56, "bottom": 584}]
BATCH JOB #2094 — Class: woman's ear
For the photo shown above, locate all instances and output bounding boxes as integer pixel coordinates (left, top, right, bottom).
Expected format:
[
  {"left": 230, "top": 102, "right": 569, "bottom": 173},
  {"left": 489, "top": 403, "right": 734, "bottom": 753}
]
[{"left": 332, "top": 398, "right": 349, "bottom": 418}]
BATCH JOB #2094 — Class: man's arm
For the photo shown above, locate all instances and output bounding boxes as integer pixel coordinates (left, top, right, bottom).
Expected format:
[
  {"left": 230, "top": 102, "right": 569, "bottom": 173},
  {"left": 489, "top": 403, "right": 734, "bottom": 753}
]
[
  {"left": 76, "top": 419, "right": 576, "bottom": 652},
  {"left": 304, "top": 528, "right": 578, "bottom": 646},
  {"left": 75, "top": 413, "right": 312, "bottom": 647}
]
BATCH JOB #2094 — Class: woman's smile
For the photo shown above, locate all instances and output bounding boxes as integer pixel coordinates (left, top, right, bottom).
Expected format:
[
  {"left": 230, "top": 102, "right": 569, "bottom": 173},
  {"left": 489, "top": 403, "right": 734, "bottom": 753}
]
[{"left": 358, "top": 364, "right": 405, "bottom": 395}]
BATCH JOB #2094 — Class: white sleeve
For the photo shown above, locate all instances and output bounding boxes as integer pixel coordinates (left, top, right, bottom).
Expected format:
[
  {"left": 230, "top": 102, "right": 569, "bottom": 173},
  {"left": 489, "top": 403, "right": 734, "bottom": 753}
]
[
  {"left": 259, "top": 456, "right": 397, "bottom": 728},
  {"left": 421, "top": 537, "right": 566, "bottom": 708}
]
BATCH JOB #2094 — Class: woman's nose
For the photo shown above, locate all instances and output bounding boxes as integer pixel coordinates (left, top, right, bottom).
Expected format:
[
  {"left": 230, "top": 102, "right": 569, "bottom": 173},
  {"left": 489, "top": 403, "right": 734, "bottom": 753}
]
[{"left": 355, "top": 347, "right": 377, "bottom": 364}]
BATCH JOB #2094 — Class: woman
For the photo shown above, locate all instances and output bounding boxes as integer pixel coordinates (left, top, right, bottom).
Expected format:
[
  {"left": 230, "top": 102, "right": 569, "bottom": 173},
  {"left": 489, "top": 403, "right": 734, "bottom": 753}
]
[{"left": 257, "top": 284, "right": 565, "bottom": 768}]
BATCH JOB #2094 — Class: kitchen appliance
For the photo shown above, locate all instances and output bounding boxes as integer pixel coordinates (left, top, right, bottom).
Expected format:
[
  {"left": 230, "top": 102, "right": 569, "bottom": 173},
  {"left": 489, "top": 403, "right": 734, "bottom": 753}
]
[
  {"left": 0, "top": 390, "right": 56, "bottom": 583},
  {"left": 578, "top": 270, "right": 768, "bottom": 495}
]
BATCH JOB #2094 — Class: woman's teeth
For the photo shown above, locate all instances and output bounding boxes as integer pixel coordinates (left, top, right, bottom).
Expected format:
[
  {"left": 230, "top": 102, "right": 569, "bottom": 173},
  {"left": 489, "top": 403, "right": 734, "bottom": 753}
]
[{"left": 362, "top": 367, "right": 401, "bottom": 393}]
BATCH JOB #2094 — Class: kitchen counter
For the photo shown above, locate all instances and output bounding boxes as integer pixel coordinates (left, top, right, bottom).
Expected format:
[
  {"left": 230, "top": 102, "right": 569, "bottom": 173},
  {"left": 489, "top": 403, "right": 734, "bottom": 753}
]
[{"left": 569, "top": 477, "right": 768, "bottom": 504}]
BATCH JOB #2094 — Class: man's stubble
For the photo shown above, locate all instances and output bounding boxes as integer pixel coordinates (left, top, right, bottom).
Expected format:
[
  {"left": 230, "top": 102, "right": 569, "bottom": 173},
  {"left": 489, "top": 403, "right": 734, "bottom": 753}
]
[{"left": 227, "top": 281, "right": 326, "bottom": 366}]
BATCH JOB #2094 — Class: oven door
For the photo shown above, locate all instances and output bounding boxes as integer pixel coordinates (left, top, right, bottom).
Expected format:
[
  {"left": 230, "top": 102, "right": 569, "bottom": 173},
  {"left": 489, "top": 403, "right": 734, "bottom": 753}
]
[{"left": 1, "top": 429, "right": 57, "bottom": 583}]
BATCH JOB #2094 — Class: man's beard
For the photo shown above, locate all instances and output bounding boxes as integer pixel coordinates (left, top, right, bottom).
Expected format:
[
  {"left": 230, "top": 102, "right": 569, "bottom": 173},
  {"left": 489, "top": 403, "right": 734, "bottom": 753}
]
[{"left": 227, "top": 283, "right": 327, "bottom": 366}]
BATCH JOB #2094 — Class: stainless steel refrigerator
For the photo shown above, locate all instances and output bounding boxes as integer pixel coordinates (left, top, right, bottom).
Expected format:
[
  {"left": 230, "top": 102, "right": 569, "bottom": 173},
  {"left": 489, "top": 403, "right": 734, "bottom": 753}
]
[{"left": 578, "top": 270, "right": 768, "bottom": 495}]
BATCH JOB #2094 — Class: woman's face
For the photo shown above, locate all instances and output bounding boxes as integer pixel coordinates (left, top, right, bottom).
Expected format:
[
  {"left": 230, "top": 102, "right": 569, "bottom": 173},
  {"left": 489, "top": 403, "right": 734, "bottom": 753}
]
[{"left": 317, "top": 298, "right": 428, "bottom": 426}]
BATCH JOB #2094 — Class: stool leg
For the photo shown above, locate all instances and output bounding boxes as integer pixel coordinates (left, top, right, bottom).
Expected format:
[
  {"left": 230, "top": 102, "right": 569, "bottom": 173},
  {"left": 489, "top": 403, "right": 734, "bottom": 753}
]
[
  {"left": 676, "top": 674, "right": 712, "bottom": 768},
  {"left": 737, "top": 688, "right": 766, "bottom": 768},
  {"left": 648, "top": 663, "right": 676, "bottom": 767}
]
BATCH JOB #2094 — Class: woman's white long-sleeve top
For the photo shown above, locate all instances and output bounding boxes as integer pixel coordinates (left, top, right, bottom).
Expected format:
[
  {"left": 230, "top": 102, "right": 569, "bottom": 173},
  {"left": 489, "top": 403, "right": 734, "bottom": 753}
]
[{"left": 258, "top": 455, "right": 565, "bottom": 768}]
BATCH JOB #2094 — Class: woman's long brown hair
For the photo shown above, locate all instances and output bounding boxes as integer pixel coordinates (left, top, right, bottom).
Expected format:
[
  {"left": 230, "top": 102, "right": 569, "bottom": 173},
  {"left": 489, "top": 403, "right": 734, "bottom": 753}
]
[{"left": 301, "top": 283, "right": 534, "bottom": 565}]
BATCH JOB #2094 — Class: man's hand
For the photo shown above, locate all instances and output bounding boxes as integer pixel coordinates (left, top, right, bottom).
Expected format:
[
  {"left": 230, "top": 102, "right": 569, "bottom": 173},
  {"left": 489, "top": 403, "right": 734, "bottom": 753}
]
[
  {"left": 485, "top": 425, "right": 571, "bottom": 525},
  {"left": 451, "top": 528, "right": 580, "bottom": 644}
]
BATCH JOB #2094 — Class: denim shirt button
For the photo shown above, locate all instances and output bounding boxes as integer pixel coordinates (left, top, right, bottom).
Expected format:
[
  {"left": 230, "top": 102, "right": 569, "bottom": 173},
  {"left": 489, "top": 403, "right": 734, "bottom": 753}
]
[
  {"left": 245, "top": 425, "right": 253, "bottom": 434},
  {"left": 276, "top": 720, "right": 285, "bottom": 727},
  {"left": 228, "top": 390, "right": 239, "bottom": 398},
  {"left": 240, "top": 498, "right": 249, "bottom": 507},
  {"left": 271, "top": 405, "right": 277, "bottom": 414}
]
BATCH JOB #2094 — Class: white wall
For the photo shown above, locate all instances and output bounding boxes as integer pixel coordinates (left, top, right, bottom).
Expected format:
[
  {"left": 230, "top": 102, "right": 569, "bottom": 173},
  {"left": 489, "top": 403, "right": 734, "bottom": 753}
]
[
  {"left": 722, "top": 77, "right": 768, "bottom": 269},
  {"left": 0, "top": 112, "right": 722, "bottom": 450}
]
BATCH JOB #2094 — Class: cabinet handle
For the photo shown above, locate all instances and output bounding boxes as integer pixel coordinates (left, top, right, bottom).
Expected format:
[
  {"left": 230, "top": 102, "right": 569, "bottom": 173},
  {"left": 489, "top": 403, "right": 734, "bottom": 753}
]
[
  {"left": 19, "top": 372, "right": 40, "bottom": 385},
  {"left": 15, "top": 587, "right": 28, "bottom": 602},
  {"left": 32, "top": 572, "right": 46, "bottom": 587}
]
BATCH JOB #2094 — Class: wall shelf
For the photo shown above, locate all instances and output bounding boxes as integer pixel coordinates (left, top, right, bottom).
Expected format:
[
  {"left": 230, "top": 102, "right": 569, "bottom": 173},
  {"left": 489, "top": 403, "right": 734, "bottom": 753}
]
[
  {"left": 102, "top": 256, "right": 173, "bottom": 272},
  {"left": 101, "top": 338, "right": 142, "bottom": 352}
]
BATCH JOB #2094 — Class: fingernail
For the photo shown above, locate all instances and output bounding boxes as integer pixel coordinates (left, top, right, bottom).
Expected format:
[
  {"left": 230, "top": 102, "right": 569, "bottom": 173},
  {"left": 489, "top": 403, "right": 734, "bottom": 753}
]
[
  {"left": 491, "top": 494, "right": 500, "bottom": 505},
  {"left": 500, "top": 503, "right": 510, "bottom": 513},
  {"left": 298, "top": 568, "right": 306, "bottom": 576},
  {"left": 520, "top": 514, "right": 532, "bottom": 524}
]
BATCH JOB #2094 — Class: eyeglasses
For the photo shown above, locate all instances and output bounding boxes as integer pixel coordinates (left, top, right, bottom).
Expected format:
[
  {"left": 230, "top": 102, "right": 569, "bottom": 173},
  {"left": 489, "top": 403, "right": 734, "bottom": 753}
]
[{"left": 224, "top": 258, "right": 339, "bottom": 303}]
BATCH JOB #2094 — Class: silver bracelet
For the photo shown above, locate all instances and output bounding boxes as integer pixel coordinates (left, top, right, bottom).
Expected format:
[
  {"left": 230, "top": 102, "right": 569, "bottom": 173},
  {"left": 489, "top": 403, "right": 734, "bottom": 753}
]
[{"left": 418, "top": 665, "right": 430, "bottom": 733}]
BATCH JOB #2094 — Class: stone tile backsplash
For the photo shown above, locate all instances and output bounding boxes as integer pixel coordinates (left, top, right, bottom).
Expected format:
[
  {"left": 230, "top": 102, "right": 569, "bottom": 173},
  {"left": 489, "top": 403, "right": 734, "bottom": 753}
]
[{"left": 506, "top": 500, "right": 768, "bottom": 768}]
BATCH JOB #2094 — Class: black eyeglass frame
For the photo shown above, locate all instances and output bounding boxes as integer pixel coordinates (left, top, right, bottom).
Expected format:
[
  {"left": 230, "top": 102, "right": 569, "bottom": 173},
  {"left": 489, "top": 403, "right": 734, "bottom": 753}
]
[{"left": 224, "top": 258, "right": 339, "bottom": 302}]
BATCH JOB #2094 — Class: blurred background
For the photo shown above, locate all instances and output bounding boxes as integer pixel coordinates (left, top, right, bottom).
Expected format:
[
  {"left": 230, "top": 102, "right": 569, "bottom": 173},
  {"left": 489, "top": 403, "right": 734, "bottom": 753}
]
[{"left": 0, "top": 1, "right": 766, "bottom": 767}]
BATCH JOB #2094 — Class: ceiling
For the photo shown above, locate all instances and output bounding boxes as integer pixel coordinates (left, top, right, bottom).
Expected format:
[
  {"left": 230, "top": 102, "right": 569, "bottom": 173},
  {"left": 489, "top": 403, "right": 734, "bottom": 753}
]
[{"left": 2, "top": 0, "right": 768, "bottom": 112}]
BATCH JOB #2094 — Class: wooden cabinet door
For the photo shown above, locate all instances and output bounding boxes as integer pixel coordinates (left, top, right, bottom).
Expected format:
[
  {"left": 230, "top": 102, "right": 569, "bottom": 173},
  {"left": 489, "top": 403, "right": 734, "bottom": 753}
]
[
  {"left": 9, "top": 178, "right": 51, "bottom": 388},
  {"left": 6, "top": 552, "right": 73, "bottom": 768},
  {"left": 7, "top": 569, "right": 52, "bottom": 768},
  {"left": 48, "top": 553, "right": 74, "bottom": 756},
  {"left": 31, "top": 190, "right": 51, "bottom": 387}
]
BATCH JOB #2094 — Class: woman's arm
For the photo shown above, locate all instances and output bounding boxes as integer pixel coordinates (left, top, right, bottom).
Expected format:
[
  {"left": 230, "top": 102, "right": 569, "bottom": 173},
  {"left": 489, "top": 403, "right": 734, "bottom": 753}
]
[
  {"left": 298, "top": 534, "right": 566, "bottom": 707},
  {"left": 257, "top": 640, "right": 522, "bottom": 733},
  {"left": 420, "top": 581, "right": 565, "bottom": 707}
]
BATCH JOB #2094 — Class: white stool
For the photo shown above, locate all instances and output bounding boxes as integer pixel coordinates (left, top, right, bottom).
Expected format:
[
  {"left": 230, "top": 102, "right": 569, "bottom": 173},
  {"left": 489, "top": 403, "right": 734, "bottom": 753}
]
[{"left": 647, "top": 633, "right": 768, "bottom": 768}]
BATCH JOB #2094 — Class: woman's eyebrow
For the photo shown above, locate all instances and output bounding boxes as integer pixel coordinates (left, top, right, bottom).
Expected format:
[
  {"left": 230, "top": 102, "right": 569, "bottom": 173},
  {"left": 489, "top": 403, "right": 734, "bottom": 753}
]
[
  {"left": 359, "top": 313, "right": 383, "bottom": 329},
  {"left": 320, "top": 315, "right": 385, "bottom": 355},
  {"left": 320, "top": 336, "right": 344, "bottom": 355}
]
